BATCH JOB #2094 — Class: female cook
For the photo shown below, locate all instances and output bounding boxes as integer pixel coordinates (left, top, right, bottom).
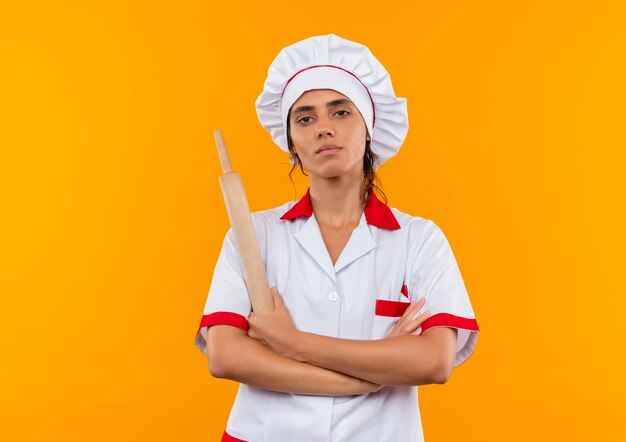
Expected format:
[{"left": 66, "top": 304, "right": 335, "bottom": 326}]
[{"left": 195, "top": 34, "right": 479, "bottom": 442}]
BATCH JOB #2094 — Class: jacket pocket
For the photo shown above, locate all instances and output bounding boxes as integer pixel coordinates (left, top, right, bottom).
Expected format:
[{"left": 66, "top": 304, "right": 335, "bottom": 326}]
[
  {"left": 371, "top": 299, "right": 411, "bottom": 339},
  {"left": 375, "top": 299, "right": 411, "bottom": 317}
]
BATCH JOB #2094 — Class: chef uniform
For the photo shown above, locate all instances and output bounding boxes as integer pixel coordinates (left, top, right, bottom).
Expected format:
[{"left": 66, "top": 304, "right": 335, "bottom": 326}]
[{"left": 195, "top": 34, "right": 480, "bottom": 442}]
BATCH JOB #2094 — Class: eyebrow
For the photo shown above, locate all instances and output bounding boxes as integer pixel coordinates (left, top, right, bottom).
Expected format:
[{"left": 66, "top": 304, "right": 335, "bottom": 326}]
[{"left": 291, "top": 98, "right": 354, "bottom": 116}]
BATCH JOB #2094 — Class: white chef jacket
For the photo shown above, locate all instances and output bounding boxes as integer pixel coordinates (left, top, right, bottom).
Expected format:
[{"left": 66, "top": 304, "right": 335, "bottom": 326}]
[{"left": 195, "top": 189, "right": 479, "bottom": 442}]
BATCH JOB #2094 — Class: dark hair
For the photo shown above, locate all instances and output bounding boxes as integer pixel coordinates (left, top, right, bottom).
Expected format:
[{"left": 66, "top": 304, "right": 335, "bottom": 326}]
[{"left": 286, "top": 117, "right": 388, "bottom": 205}]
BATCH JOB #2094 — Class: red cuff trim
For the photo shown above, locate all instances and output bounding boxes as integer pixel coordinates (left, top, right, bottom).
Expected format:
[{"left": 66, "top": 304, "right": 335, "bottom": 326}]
[
  {"left": 420, "top": 313, "right": 479, "bottom": 335},
  {"left": 375, "top": 299, "right": 410, "bottom": 317},
  {"left": 222, "top": 431, "right": 247, "bottom": 442},
  {"left": 196, "top": 312, "right": 249, "bottom": 335}
]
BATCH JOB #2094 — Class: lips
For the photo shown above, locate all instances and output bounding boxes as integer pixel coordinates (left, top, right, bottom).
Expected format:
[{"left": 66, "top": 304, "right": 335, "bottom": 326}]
[{"left": 317, "top": 144, "right": 341, "bottom": 153}]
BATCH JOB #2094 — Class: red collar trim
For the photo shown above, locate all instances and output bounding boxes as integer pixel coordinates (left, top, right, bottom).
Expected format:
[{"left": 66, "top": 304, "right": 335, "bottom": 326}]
[
  {"left": 280, "top": 188, "right": 400, "bottom": 230},
  {"left": 280, "top": 188, "right": 314, "bottom": 219}
]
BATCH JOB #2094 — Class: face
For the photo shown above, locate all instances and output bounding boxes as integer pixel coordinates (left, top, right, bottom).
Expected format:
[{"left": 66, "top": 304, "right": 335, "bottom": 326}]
[{"left": 288, "top": 89, "right": 370, "bottom": 180}]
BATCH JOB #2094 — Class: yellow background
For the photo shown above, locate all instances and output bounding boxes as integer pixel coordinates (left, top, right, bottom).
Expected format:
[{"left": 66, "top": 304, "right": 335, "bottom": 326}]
[{"left": 1, "top": 0, "right": 624, "bottom": 440}]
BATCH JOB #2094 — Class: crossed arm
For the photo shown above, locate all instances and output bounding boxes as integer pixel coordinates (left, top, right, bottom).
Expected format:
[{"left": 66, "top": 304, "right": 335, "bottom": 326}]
[
  {"left": 207, "top": 289, "right": 457, "bottom": 395},
  {"left": 208, "top": 325, "right": 382, "bottom": 395}
]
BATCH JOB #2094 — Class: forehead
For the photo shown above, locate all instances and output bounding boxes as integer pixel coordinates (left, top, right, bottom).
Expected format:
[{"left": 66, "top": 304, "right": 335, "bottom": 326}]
[{"left": 291, "top": 89, "right": 350, "bottom": 107}]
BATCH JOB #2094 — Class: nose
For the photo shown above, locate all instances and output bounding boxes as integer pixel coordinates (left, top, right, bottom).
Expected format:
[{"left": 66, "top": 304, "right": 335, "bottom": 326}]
[{"left": 315, "top": 118, "right": 335, "bottom": 138}]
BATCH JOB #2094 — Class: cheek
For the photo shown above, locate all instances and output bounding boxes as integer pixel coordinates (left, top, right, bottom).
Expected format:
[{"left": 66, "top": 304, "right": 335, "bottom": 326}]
[
  {"left": 349, "top": 131, "right": 367, "bottom": 159},
  {"left": 289, "top": 128, "right": 308, "bottom": 151}
]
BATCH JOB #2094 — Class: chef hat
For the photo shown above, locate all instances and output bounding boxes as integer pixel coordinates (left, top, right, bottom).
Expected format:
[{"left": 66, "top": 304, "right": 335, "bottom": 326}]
[{"left": 255, "top": 34, "right": 408, "bottom": 169}]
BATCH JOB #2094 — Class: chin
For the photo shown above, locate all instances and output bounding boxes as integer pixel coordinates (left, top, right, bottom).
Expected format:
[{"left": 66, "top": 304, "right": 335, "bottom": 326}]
[
  {"left": 310, "top": 166, "right": 351, "bottom": 179},
  {"left": 305, "top": 159, "right": 363, "bottom": 180}
]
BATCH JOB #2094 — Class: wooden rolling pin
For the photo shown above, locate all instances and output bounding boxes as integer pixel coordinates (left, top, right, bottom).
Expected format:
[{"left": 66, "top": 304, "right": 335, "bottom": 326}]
[{"left": 214, "top": 130, "right": 274, "bottom": 313}]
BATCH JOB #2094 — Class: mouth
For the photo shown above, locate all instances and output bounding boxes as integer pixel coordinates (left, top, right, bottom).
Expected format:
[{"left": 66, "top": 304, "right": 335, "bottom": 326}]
[{"left": 316, "top": 144, "right": 341, "bottom": 154}]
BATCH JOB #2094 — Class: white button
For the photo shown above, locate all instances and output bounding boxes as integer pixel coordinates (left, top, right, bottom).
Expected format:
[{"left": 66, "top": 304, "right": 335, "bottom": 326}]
[{"left": 328, "top": 291, "right": 339, "bottom": 302}]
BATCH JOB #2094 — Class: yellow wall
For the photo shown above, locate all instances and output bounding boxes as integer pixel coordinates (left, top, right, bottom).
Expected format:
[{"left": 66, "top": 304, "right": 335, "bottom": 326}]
[{"left": 1, "top": 1, "right": 624, "bottom": 440}]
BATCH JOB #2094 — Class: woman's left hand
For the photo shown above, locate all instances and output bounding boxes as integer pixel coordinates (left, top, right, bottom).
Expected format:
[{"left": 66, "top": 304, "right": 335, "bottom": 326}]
[
  {"left": 248, "top": 287, "right": 300, "bottom": 359},
  {"left": 387, "top": 297, "right": 430, "bottom": 338}
]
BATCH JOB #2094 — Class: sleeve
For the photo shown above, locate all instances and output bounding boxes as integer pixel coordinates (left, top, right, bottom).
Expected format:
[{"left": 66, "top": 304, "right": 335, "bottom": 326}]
[
  {"left": 408, "top": 219, "right": 480, "bottom": 367},
  {"left": 194, "top": 227, "right": 253, "bottom": 355}
]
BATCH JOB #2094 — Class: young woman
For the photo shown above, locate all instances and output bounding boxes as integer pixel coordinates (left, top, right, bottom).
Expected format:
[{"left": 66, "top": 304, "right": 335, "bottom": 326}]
[{"left": 195, "top": 34, "right": 479, "bottom": 442}]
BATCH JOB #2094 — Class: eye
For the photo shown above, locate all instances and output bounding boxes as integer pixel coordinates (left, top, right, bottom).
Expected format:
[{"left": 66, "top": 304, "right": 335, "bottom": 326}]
[
  {"left": 297, "top": 116, "right": 313, "bottom": 125},
  {"left": 334, "top": 110, "right": 351, "bottom": 117}
]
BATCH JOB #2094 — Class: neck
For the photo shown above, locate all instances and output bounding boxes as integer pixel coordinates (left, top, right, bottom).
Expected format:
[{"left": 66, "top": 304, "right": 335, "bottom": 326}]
[{"left": 308, "top": 173, "right": 368, "bottom": 228}]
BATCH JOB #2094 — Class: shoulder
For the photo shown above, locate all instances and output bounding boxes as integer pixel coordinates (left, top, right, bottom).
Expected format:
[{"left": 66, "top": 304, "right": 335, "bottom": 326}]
[
  {"left": 387, "top": 206, "right": 459, "bottom": 271},
  {"left": 388, "top": 206, "right": 443, "bottom": 239},
  {"left": 247, "top": 200, "right": 301, "bottom": 234},
  {"left": 250, "top": 200, "right": 294, "bottom": 224},
  {"left": 386, "top": 205, "right": 453, "bottom": 258}
]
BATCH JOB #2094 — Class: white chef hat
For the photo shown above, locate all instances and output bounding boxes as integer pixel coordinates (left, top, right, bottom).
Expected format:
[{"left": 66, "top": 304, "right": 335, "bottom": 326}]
[{"left": 255, "top": 34, "right": 408, "bottom": 169}]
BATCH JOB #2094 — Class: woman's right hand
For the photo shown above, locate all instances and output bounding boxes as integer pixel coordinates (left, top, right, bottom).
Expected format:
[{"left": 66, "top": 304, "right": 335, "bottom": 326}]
[{"left": 387, "top": 298, "right": 430, "bottom": 338}]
